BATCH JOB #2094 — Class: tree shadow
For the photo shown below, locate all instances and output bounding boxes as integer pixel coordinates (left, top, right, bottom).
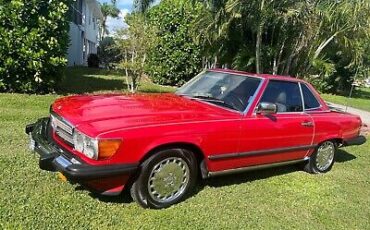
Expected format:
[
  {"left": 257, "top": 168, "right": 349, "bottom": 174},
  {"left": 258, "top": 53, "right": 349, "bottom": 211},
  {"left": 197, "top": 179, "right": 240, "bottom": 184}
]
[
  {"left": 58, "top": 67, "right": 175, "bottom": 94},
  {"left": 199, "top": 164, "right": 299, "bottom": 189},
  {"left": 352, "top": 88, "right": 370, "bottom": 99},
  {"left": 57, "top": 74, "right": 127, "bottom": 95}
]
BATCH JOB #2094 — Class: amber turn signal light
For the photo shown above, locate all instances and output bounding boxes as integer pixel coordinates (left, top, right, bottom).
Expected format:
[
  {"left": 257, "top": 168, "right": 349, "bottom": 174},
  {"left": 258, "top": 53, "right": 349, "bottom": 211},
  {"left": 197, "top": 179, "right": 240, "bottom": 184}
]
[{"left": 98, "top": 139, "right": 122, "bottom": 159}]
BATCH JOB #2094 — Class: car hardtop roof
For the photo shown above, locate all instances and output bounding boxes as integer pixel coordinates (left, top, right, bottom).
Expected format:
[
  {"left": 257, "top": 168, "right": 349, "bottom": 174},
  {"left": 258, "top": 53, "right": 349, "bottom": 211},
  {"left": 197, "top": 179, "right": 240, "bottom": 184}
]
[{"left": 209, "top": 68, "right": 307, "bottom": 84}]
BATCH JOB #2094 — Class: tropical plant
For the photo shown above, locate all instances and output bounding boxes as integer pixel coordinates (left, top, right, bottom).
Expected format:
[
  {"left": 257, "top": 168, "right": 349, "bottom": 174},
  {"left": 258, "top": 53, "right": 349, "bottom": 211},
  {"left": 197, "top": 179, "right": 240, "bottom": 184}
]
[
  {"left": 146, "top": 0, "right": 203, "bottom": 86},
  {"left": 133, "top": 0, "right": 156, "bottom": 13},
  {"left": 115, "top": 14, "right": 157, "bottom": 92},
  {"left": 194, "top": 0, "right": 370, "bottom": 92},
  {"left": 0, "top": 0, "right": 73, "bottom": 93},
  {"left": 100, "top": 0, "right": 120, "bottom": 40},
  {"left": 97, "top": 36, "right": 120, "bottom": 69},
  {"left": 87, "top": 54, "right": 99, "bottom": 68}
]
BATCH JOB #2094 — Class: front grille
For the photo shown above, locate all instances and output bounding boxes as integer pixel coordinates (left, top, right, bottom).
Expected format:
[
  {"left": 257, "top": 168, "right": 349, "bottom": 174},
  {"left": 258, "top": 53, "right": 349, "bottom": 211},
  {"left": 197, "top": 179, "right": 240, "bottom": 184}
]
[{"left": 50, "top": 113, "right": 74, "bottom": 146}]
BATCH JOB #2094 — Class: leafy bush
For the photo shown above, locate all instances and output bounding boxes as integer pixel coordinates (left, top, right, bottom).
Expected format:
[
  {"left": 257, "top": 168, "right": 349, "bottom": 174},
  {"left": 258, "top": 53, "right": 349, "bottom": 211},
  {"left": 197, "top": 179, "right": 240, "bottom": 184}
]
[
  {"left": 0, "top": 0, "right": 73, "bottom": 93},
  {"left": 97, "top": 37, "right": 120, "bottom": 69},
  {"left": 146, "top": 0, "right": 203, "bottom": 86},
  {"left": 87, "top": 54, "right": 100, "bottom": 68}
]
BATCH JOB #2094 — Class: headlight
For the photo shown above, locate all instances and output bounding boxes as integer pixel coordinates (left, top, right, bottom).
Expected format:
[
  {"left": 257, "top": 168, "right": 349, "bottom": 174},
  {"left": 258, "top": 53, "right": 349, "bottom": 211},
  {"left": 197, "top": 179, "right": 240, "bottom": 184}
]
[
  {"left": 73, "top": 129, "right": 121, "bottom": 160},
  {"left": 73, "top": 130, "right": 98, "bottom": 159}
]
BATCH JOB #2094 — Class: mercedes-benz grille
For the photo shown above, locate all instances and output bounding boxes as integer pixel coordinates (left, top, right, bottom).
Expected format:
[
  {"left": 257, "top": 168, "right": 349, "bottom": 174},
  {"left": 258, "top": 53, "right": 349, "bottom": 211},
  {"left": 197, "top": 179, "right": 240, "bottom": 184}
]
[{"left": 50, "top": 113, "right": 74, "bottom": 146}]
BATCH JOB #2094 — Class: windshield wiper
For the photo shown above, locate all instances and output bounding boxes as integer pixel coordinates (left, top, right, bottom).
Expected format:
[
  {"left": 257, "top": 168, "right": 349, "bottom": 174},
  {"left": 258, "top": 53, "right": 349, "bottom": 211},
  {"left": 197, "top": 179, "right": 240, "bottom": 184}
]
[{"left": 191, "top": 95, "right": 238, "bottom": 111}]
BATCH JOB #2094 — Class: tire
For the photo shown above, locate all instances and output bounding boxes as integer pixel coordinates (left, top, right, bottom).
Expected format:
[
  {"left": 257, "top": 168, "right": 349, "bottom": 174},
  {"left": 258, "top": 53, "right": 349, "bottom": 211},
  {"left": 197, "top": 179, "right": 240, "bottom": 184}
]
[
  {"left": 304, "top": 140, "right": 337, "bottom": 174},
  {"left": 130, "top": 148, "right": 198, "bottom": 209}
]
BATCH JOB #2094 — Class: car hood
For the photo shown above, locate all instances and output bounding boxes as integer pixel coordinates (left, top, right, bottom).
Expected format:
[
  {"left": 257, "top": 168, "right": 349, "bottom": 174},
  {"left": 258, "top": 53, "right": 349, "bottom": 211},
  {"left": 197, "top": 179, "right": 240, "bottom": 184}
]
[{"left": 52, "top": 93, "right": 239, "bottom": 136}]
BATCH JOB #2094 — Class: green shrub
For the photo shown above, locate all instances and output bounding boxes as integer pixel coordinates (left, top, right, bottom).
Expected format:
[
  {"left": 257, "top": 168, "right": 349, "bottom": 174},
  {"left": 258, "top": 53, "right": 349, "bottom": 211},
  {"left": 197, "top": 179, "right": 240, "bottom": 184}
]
[
  {"left": 87, "top": 54, "right": 99, "bottom": 68},
  {"left": 97, "top": 37, "right": 120, "bottom": 69},
  {"left": 146, "top": 0, "right": 203, "bottom": 86},
  {"left": 0, "top": 0, "right": 73, "bottom": 93}
]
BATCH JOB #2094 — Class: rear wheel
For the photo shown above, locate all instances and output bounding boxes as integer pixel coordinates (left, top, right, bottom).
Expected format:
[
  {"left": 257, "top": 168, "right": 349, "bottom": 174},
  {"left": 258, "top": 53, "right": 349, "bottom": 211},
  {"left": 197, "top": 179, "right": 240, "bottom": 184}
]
[
  {"left": 304, "top": 140, "right": 336, "bottom": 174},
  {"left": 130, "top": 148, "right": 198, "bottom": 209}
]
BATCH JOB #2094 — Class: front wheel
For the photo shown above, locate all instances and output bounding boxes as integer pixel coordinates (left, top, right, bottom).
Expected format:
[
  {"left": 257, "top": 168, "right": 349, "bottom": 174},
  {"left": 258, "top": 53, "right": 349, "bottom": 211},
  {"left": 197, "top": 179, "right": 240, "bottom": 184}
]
[
  {"left": 130, "top": 148, "right": 198, "bottom": 209},
  {"left": 304, "top": 140, "right": 336, "bottom": 174}
]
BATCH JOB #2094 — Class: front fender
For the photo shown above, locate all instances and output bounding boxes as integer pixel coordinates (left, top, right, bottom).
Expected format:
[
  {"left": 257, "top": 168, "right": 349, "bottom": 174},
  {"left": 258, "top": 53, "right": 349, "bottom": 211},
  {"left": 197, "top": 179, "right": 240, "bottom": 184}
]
[{"left": 140, "top": 135, "right": 205, "bottom": 160}]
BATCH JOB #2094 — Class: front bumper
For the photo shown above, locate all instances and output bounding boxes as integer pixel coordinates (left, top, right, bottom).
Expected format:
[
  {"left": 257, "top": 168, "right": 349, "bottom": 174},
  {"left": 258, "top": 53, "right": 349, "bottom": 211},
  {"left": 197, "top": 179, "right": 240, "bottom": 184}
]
[
  {"left": 25, "top": 118, "right": 138, "bottom": 182},
  {"left": 343, "top": 135, "right": 367, "bottom": 146}
]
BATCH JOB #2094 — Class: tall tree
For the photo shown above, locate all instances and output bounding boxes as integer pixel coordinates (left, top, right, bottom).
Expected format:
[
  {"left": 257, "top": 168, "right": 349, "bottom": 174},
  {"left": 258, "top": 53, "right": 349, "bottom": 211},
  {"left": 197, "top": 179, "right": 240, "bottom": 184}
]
[
  {"left": 194, "top": 0, "right": 370, "bottom": 92},
  {"left": 115, "top": 14, "right": 157, "bottom": 92},
  {"left": 100, "top": 0, "right": 120, "bottom": 40},
  {"left": 133, "top": 0, "right": 156, "bottom": 13}
]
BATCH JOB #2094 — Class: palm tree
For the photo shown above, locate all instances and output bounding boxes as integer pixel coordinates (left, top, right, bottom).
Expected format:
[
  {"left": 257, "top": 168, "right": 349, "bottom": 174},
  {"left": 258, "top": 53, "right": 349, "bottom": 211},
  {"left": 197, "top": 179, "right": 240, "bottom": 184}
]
[
  {"left": 100, "top": 1, "right": 120, "bottom": 40},
  {"left": 133, "top": 0, "right": 156, "bottom": 13}
]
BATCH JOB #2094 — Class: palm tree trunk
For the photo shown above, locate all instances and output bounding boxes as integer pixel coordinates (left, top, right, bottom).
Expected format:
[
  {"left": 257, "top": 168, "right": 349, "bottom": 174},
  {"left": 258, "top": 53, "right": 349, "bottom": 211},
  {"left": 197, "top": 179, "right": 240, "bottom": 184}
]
[{"left": 256, "top": 0, "right": 265, "bottom": 74}]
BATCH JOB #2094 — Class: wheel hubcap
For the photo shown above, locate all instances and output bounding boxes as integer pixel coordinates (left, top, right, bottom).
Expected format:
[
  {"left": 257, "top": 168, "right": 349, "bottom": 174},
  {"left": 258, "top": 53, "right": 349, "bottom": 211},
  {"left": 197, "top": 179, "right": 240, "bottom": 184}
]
[
  {"left": 315, "top": 141, "right": 335, "bottom": 171},
  {"left": 148, "top": 157, "right": 190, "bottom": 203}
]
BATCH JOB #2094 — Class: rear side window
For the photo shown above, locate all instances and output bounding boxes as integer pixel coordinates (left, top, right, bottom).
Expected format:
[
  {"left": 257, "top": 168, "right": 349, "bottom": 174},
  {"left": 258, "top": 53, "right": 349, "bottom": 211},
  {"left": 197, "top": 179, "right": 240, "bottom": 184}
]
[
  {"left": 301, "top": 83, "right": 321, "bottom": 109},
  {"left": 260, "top": 80, "right": 303, "bottom": 112}
]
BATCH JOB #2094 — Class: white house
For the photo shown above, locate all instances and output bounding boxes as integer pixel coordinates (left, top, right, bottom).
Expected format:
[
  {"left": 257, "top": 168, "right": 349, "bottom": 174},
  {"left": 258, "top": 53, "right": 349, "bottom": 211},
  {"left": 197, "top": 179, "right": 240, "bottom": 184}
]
[{"left": 67, "top": 0, "right": 103, "bottom": 66}]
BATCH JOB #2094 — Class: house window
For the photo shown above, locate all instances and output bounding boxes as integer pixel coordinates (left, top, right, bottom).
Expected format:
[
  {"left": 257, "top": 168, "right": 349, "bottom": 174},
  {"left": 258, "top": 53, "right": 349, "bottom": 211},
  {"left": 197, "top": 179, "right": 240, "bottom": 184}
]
[{"left": 71, "top": 0, "right": 83, "bottom": 25}]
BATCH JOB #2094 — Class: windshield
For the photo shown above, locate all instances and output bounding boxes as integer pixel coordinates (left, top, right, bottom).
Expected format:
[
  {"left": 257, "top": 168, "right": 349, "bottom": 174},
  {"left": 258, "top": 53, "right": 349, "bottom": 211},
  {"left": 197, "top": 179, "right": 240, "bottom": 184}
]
[{"left": 176, "top": 71, "right": 262, "bottom": 112}]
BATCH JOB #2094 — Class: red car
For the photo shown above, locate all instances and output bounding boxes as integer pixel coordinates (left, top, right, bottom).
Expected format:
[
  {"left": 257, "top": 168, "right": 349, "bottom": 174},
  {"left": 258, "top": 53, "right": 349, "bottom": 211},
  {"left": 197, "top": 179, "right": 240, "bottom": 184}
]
[{"left": 26, "top": 69, "right": 366, "bottom": 208}]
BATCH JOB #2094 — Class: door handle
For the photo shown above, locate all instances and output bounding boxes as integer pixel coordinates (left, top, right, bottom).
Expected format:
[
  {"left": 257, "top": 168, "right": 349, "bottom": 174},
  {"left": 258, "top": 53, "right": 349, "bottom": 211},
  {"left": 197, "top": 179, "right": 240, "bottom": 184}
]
[{"left": 301, "top": 121, "right": 313, "bottom": 127}]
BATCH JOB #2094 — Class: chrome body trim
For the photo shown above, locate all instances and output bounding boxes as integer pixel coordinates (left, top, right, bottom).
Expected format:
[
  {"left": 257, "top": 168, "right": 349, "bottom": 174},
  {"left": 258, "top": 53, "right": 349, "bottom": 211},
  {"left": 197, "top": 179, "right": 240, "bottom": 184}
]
[
  {"left": 243, "top": 78, "right": 265, "bottom": 114},
  {"left": 208, "top": 145, "right": 317, "bottom": 160},
  {"left": 298, "top": 82, "right": 305, "bottom": 111},
  {"left": 208, "top": 157, "right": 309, "bottom": 177},
  {"left": 256, "top": 102, "right": 277, "bottom": 115},
  {"left": 300, "top": 82, "right": 323, "bottom": 111},
  {"left": 50, "top": 112, "right": 74, "bottom": 145}
]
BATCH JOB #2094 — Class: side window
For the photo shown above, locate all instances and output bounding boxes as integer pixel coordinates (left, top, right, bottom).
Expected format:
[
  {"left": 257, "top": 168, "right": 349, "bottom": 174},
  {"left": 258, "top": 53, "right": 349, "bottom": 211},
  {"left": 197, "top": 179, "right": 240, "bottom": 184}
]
[
  {"left": 301, "top": 83, "right": 321, "bottom": 110},
  {"left": 260, "top": 80, "right": 303, "bottom": 112}
]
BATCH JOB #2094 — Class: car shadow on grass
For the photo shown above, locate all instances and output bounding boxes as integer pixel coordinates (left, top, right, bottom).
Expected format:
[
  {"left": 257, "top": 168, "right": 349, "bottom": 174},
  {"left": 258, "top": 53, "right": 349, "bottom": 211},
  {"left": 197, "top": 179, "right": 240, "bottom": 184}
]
[
  {"left": 88, "top": 189, "right": 134, "bottom": 204},
  {"left": 57, "top": 75, "right": 126, "bottom": 95},
  {"left": 335, "top": 148, "right": 357, "bottom": 163},
  {"left": 201, "top": 148, "right": 356, "bottom": 189},
  {"left": 86, "top": 149, "right": 356, "bottom": 205}
]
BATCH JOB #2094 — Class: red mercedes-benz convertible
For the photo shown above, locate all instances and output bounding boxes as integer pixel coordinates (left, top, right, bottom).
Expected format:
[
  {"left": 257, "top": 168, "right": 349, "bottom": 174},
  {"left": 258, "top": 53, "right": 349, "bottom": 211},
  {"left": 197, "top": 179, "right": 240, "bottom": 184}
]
[{"left": 26, "top": 69, "right": 366, "bottom": 208}]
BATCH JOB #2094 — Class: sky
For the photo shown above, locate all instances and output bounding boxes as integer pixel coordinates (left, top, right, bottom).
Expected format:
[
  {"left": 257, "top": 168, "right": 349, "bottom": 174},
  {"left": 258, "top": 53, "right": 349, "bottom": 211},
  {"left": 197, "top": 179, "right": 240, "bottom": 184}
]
[
  {"left": 98, "top": 0, "right": 133, "bottom": 33},
  {"left": 98, "top": 0, "right": 160, "bottom": 33}
]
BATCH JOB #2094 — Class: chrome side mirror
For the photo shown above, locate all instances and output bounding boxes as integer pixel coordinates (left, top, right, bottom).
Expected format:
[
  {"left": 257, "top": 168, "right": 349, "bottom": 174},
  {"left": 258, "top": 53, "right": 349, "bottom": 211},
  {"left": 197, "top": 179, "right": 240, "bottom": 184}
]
[{"left": 256, "top": 102, "right": 277, "bottom": 115}]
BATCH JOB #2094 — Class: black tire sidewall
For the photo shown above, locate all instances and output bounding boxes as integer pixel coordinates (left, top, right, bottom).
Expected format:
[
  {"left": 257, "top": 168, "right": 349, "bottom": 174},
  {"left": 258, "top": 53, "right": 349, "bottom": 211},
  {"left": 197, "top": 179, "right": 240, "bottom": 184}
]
[{"left": 134, "top": 148, "right": 198, "bottom": 209}]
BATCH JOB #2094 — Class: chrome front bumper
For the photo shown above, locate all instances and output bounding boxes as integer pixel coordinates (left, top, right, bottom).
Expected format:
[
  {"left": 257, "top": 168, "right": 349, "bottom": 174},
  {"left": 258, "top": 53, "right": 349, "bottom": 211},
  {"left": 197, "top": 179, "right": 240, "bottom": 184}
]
[{"left": 25, "top": 118, "right": 138, "bottom": 181}]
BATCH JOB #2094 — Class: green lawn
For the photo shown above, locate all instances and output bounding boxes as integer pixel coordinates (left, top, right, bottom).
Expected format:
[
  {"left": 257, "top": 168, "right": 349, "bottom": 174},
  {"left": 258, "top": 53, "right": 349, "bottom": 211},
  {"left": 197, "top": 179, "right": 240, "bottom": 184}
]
[
  {"left": 321, "top": 87, "right": 370, "bottom": 112},
  {"left": 60, "top": 67, "right": 175, "bottom": 94},
  {"left": 0, "top": 68, "right": 369, "bottom": 229}
]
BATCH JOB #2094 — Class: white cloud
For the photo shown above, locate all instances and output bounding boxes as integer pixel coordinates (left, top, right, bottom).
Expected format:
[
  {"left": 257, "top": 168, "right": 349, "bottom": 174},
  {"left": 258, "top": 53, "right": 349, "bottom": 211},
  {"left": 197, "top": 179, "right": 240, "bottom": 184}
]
[{"left": 106, "top": 8, "right": 129, "bottom": 34}]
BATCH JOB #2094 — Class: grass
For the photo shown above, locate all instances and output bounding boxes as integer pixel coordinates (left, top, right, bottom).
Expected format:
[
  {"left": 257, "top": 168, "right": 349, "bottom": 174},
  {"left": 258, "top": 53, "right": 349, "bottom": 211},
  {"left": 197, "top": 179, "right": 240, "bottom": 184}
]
[
  {"left": 321, "top": 87, "right": 370, "bottom": 112},
  {"left": 59, "top": 67, "right": 175, "bottom": 94},
  {"left": 0, "top": 67, "right": 369, "bottom": 229}
]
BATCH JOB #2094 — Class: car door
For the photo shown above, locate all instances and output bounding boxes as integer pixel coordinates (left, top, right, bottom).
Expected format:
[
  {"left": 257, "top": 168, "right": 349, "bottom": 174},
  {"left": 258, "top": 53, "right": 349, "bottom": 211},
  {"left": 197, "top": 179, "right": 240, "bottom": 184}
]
[{"left": 233, "top": 80, "right": 315, "bottom": 169}]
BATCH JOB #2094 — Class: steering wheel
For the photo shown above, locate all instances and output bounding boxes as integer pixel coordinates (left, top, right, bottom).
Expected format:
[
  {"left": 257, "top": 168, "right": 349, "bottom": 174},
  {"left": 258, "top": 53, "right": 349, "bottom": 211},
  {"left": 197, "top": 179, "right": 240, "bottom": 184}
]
[{"left": 223, "top": 92, "right": 246, "bottom": 111}]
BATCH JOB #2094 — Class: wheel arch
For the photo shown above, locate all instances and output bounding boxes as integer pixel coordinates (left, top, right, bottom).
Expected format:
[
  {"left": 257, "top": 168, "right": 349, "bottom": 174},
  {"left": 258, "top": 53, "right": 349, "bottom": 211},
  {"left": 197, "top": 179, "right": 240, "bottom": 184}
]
[
  {"left": 140, "top": 142, "right": 206, "bottom": 165},
  {"left": 316, "top": 137, "right": 343, "bottom": 147}
]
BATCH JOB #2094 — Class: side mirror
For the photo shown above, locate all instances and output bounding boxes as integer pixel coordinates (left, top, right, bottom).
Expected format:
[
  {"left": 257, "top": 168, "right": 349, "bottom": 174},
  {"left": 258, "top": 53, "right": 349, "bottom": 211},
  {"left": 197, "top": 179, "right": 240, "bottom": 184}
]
[{"left": 256, "top": 102, "right": 277, "bottom": 115}]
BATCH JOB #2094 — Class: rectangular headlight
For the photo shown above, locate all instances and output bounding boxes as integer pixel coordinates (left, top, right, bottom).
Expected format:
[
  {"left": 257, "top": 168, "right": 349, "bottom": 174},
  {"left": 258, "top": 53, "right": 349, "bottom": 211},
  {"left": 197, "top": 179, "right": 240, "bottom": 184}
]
[{"left": 73, "top": 130, "right": 98, "bottom": 159}]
